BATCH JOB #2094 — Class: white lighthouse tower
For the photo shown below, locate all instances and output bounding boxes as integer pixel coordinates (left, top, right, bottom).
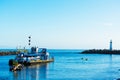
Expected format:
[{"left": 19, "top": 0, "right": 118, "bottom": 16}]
[{"left": 109, "top": 40, "right": 112, "bottom": 51}]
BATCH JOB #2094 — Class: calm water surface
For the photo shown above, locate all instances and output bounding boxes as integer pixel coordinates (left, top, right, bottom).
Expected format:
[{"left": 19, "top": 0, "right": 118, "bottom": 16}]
[{"left": 0, "top": 49, "right": 120, "bottom": 80}]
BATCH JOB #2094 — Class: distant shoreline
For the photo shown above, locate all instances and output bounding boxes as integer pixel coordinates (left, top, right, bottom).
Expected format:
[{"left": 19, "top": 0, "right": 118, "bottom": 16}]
[{"left": 81, "top": 49, "right": 120, "bottom": 54}]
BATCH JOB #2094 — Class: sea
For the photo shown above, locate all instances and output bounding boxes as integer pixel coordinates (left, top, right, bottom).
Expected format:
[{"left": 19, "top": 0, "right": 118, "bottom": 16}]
[{"left": 0, "top": 49, "right": 120, "bottom": 80}]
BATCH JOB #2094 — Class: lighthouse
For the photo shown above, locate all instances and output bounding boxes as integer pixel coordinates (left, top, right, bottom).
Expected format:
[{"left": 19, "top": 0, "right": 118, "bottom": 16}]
[{"left": 109, "top": 40, "right": 112, "bottom": 51}]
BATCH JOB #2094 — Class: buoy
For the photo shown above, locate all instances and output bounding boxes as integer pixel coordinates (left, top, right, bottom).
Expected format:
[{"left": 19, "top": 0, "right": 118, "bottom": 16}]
[
  {"left": 85, "top": 58, "right": 88, "bottom": 61},
  {"left": 81, "top": 58, "right": 84, "bottom": 60},
  {"left": 81, "top": 58, "right": 88, "bottom": 61}
]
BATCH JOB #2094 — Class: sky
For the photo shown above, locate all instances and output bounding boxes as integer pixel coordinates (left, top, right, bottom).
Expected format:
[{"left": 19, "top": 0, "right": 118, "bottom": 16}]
[{"left": 0, "top": 0, "right": 120, "bottom": 49}]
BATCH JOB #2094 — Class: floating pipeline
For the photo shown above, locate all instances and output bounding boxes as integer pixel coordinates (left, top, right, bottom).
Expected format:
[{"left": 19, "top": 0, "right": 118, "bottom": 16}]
[{"left": 81, "top": 49, "right": 120, "bottom": 54}]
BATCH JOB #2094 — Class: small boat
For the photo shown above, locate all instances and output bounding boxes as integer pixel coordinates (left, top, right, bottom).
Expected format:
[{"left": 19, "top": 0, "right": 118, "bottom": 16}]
[{"left": 9, "top": 47, "right": 54, "bottom": 71}]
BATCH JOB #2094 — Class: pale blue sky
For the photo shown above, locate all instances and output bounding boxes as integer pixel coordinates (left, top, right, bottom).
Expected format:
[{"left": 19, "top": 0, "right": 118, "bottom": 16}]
[{"left": 0, "top": 0, "right": 120, "bottom": 49}]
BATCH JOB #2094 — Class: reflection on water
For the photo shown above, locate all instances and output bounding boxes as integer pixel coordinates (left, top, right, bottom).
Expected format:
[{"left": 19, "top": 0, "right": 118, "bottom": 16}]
[
  {"left": 1, "top": 51, "right": 120, "bottom": 80},
  {"left": 13, "top": 63, "right": 48, "bottom": 80},
  {"left": 109, "top": 54, "right": 113, "bottom": 64}
]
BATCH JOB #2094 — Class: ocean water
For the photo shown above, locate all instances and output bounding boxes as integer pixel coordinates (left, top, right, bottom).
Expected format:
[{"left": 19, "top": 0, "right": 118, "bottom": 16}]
[{"left": 0, "top": 49, "right": 120, "bottom": 80}]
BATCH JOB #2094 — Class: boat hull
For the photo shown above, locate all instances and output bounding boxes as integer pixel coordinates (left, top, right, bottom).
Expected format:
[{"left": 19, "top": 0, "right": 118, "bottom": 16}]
[{"left": 23, "top": 59, "right": 54, "bottom": 66}]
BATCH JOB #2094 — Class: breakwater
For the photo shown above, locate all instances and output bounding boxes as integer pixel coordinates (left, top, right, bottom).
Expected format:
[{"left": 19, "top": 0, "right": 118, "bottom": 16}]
[
  {"left": 0, "top": 51, "right": 19, "bottom": 56},
  {"left": 81, "top": 49, "right": 120, "bottom": 54},
  {"left": 0, "top": 49, "right": 28, "bottom": 56}
]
